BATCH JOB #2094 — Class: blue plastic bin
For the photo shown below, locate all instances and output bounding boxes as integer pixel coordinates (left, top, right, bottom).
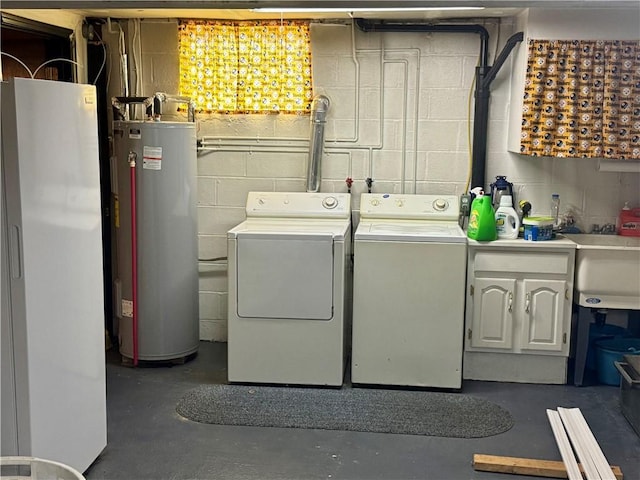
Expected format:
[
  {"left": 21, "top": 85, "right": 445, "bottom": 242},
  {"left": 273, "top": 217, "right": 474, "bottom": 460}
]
[
  {"left": 595, "top": 338, "right": 640, "bottom": 386},
  {"left": 586, "top": 323, "right": 627, "bottom": 371}
]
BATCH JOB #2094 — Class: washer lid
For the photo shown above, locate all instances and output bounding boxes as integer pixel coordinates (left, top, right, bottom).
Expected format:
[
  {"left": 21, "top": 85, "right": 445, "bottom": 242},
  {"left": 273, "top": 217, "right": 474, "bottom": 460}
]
[
  {"left": 228, "top": 218, "right": 349, "bottom": 240},
  {"left": 355, "top": 220, "right": 466, "bottom": 243}
]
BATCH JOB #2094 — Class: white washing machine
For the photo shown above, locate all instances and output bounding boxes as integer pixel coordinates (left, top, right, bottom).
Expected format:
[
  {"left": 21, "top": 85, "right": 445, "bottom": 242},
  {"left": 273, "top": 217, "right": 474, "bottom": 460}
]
[
  {"left": 351, "top": 193, "right": 467, "bottom": 389},
  {"left": 227, "top": 192, "right": 351, "bottom": 386}
]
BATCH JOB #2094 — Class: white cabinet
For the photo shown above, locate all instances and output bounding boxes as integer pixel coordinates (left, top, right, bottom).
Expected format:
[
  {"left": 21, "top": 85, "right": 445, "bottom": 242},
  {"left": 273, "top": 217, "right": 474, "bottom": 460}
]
[
  {"left": 1, "top": 79, "right": 107, "bottom": 471},
  {"left": 469, "top": 277, "right": 568, "bottom": 353},
  {"left": 468, "top": 278, "right": 516, "bottom": 350},
  {"left": 520, "top": 279, "right": 567, "bottom": 352},
  {"left": 464, "top": 239, "right": 576, "bottom": 384}
]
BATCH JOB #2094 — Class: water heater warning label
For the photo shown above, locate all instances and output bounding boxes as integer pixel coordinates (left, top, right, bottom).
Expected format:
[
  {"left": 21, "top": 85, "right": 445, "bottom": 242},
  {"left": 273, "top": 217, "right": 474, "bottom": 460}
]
[
  {"left": 122, "top": 299, "right": 133, "bottom": 318},
  {"left": 143, "top": 146, "right": 162, "bottom": 170}
]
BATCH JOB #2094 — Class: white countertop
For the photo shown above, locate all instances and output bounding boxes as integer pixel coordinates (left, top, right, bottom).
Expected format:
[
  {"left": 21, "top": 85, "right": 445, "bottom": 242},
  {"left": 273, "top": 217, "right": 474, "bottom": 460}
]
[
  {"left": 467, "top": 236, "right": 577, "bottom": 249},
  {"left": 564, "top": 233, "right": 640, "bottom": 251}
]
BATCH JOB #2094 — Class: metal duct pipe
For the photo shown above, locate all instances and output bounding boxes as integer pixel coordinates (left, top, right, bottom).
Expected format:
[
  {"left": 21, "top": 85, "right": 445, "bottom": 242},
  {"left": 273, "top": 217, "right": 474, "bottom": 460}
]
[
  {"left": 306, "top": 95, "right": 330, "bottom": 193},
  {"left": 153, "top": 92, "right": 196, "bottom": 123}
]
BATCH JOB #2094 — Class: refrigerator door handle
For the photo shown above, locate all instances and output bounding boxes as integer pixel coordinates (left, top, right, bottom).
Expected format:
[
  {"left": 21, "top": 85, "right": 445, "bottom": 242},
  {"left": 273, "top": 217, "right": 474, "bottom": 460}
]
[{"left": 9, "top": 225, "right": 22, "bottom": 279}]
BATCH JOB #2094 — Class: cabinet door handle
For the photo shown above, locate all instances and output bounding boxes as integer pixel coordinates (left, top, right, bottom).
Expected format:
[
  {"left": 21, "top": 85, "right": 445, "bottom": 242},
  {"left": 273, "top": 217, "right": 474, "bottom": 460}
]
[
  {"left": 525, "top": 292, "right": 531, "bottom": 314},
  {"left": 508, "top": 291, "right": 513, "bottom": 313}
]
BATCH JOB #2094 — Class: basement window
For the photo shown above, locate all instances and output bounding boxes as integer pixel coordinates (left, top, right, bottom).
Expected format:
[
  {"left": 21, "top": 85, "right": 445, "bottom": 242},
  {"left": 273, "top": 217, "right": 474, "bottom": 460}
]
[{"left": 178, "top": 19, "right": 313, "bottom": 114}]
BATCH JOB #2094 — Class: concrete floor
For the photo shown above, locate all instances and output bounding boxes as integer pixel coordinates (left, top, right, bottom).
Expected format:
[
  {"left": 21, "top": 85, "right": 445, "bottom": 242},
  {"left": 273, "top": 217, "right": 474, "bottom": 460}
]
[{"left": 85, "top": 341, "right": 639, "bottom": 480}]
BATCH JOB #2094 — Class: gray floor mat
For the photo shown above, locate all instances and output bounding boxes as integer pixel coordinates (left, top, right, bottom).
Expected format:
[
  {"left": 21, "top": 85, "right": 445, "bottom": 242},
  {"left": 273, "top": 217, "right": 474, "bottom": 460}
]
[{"left": 176, "top": 384, "right": 514, "bottom": 438}]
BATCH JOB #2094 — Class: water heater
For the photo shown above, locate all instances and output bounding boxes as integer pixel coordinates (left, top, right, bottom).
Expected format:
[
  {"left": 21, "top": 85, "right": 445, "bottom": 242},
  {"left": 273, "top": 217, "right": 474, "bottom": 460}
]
[{"left": 112, "top": 118, "right": 199, "bottom": 362}]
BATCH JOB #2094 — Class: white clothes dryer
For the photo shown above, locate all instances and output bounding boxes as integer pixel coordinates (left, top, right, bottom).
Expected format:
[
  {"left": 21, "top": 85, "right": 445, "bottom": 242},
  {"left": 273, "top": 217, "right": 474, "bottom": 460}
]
[
  {"left": 351, "top": 193, "right": 467, "bottom": 389},
  {"left": 227, "top": 192, "right": 351, "bottom": 386}
]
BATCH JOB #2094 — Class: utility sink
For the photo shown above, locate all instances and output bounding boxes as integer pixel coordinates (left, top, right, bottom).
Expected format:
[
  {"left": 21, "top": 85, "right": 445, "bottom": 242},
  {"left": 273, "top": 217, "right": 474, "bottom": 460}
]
[{"left": 564, "top": 234, "right": 640, "bottom": 309}]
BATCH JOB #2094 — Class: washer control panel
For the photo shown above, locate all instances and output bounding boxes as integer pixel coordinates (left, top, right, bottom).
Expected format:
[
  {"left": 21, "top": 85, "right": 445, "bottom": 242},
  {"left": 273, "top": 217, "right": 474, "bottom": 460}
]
[
  {"left": 361, "top": 193, "right": 459, "bottom": 221},
  {"left": 246, "top": 192, "right": 351, "bottom": 218}
]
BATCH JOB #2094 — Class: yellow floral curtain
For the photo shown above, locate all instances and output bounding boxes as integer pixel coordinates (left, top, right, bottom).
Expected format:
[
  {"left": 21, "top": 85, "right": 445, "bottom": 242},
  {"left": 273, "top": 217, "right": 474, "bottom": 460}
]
[
  {"left": 521, "top": 39, "right": 640, "bottom": 159},
  {"left": 178, "top": 20, "right": 313, "bottom": 113}
]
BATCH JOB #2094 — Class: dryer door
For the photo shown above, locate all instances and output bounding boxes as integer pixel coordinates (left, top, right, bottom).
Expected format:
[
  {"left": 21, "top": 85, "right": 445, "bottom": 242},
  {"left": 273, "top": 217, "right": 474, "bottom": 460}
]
[{"left": 236, "top": 232, "right": 334, "bottom": 320}]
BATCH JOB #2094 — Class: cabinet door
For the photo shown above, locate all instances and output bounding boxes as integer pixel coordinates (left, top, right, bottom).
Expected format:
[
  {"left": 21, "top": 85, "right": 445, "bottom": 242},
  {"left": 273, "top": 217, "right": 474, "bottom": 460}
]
[
  {"left": 520, "top": 279, "right": 566, "bottom": 352},
  {"left": 469, "top": 278, "right": 516, "bottom": 350}
]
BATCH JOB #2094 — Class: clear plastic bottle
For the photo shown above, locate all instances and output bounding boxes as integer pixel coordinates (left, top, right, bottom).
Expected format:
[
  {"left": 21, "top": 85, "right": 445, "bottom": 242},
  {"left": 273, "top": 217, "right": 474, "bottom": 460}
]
[{"left": 551, "top": 193, "right": 560, "bottom": 228}]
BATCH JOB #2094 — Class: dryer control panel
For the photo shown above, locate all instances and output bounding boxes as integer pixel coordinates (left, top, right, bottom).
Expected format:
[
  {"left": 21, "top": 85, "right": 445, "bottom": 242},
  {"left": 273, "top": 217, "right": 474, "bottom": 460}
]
[
  {"left": 246, "top": 192, "right": 351, "bottom": 218},
  {"left": 360, "top": 193, "right": 459, "bottom": 221}
]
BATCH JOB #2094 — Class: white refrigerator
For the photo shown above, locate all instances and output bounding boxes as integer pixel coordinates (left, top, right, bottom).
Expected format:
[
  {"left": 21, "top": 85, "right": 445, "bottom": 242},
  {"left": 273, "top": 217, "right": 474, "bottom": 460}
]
[{"left": 1, "top": 78, "right": 107, "bottom": 473}]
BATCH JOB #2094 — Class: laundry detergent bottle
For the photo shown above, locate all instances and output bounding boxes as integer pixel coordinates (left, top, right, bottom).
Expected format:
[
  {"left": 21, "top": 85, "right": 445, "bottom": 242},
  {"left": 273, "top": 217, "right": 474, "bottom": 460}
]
[
  {"left": 467, "top": 192, "right": 497, "bottom": 241},
  {"left": 495, "top": 195, "right": 520, "bottom": 239}
]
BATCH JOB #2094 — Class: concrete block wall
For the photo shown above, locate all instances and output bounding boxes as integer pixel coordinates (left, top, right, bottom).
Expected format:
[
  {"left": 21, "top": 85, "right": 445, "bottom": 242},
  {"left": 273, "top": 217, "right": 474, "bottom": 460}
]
[{"left": 136, "top": 17, "right": 639, "bottom": 342}]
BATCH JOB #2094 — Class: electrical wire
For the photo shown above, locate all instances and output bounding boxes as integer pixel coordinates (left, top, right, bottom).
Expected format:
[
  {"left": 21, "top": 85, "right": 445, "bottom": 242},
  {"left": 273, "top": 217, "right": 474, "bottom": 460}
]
[
  {"left": 116, "top": 21, "right": 128, "bottom": 97},
  {"left": 1, "top": 52, "right": 34, "bottom": 78},
  {"left": 137, "top": 19, "right": 143, "bottom": 98},
  {"left": 33, "top": 58, "right": 80, "bottom": 79},
  {"left": 493, "top": 19, "right": 502, "bottom": 65},
  {"left": 132, "top": 19, "right": 139, "bottom": 95},
  {"left": 198, "top": 256, "right": 228, "bottom": 262},
  {"left": 464, "top": 55, "right": 479, "bottom": 194},
  {"left": 106, "top": 39, "right": 112, "bottom": 92},
  {"left": 1, "top": 52, "right": 81, "bottom": 81},
  {"left": 91, "top": 28, "right": 108, "bottom": 85},
  {"left": 119, "top": 25, "right": 125, "bottom": 57},
  {"left": 138, "top": 19, "right": 143, "bottom": 95},
  {"left": 131, "top": 18, "right": 142, "bottom": 96},
  {"left": 131, "top": 19, "right": 143, "bottom": 117}
]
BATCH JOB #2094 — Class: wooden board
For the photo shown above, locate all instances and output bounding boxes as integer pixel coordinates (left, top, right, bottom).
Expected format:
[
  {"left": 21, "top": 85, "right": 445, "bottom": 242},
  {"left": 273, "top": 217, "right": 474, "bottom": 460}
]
[{"left": 473, "top": 454, "right": 624, "bottom": 480}]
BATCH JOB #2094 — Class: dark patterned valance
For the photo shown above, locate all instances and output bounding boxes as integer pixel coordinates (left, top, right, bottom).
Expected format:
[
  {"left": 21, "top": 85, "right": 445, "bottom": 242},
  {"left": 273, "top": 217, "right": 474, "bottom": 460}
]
[{"left": 521, "top": 39, "right": 639, "bottom": 159}]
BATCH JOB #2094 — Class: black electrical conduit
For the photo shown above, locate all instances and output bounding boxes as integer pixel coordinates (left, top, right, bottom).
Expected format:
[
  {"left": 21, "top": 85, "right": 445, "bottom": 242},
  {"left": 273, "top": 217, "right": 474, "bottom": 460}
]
[{"left": 355, "top": 19, "right": 523, "bottom": 190}]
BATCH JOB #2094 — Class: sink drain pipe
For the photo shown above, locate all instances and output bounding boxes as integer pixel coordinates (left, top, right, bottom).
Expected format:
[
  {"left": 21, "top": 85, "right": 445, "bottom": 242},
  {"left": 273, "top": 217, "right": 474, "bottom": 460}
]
[{"left": 355, "top": 19, "right": 523, "bottom": 190}]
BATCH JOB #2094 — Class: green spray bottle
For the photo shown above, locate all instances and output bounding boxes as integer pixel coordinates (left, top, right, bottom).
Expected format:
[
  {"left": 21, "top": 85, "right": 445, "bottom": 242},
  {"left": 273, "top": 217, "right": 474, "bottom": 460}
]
[{"left": 467, "top": 192, "right": 497, "bottom": 241}]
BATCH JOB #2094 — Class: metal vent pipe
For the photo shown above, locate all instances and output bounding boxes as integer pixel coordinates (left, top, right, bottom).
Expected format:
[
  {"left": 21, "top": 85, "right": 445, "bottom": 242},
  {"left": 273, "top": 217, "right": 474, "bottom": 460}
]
[{"left": 306, "top": 95, "right": 330, "bottom": 193}]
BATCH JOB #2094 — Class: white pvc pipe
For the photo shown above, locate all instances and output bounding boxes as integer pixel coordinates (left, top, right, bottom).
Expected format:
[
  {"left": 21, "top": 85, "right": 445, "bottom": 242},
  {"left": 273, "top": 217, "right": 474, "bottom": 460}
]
[
  {"left": 557, "top": 407, "right": 600, "bottom": 480},
  {"left": 547, "top": 409, "right": 583, "bottom": 480},
  {"left": 568, "top": 408, "right": 617, "bottom": 480}
]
